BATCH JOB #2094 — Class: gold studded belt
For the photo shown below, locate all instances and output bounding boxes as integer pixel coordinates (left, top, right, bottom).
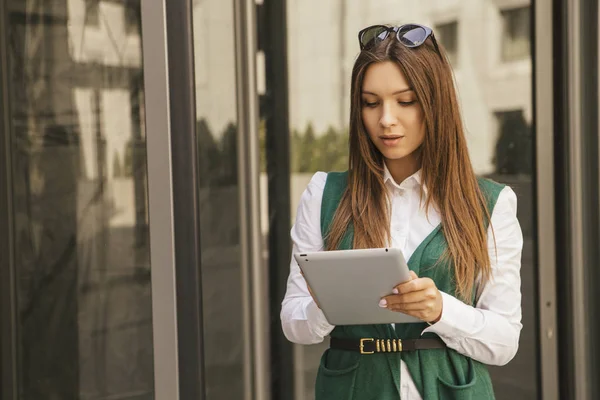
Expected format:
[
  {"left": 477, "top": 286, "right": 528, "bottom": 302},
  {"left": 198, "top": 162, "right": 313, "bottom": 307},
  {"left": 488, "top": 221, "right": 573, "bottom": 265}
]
[{"left": 330, "top": 337, "right": 446, "bottom": 355}]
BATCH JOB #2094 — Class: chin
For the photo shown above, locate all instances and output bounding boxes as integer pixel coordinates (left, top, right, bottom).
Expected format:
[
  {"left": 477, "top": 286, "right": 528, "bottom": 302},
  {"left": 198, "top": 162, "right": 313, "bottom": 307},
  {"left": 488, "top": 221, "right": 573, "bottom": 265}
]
[{"left": 381, "top": 150, "right": 411, "bottom": 161}]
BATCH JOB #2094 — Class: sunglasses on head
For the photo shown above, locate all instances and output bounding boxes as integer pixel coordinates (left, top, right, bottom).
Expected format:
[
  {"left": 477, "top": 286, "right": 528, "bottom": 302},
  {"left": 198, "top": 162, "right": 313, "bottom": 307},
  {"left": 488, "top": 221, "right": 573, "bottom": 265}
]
[{"left": 358, "top": 24, "right": 441, "bottom": 56}]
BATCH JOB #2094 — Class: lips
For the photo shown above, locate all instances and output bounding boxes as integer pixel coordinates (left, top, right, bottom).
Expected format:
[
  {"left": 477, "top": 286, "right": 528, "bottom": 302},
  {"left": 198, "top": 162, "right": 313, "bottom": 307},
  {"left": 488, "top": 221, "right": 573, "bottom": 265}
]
[{"left": 380, "top": 135, "right": 404, "bottom": 147}]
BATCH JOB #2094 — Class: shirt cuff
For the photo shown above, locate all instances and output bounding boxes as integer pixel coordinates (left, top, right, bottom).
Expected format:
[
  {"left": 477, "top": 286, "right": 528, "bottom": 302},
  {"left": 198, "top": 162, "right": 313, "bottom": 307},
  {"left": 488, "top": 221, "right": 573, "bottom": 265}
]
[
  {"left": 305, "top": 300, "right": 335, "bottom": 337},
  {"left": 422, "top": 292, "right": 474, "bottom": 340}
]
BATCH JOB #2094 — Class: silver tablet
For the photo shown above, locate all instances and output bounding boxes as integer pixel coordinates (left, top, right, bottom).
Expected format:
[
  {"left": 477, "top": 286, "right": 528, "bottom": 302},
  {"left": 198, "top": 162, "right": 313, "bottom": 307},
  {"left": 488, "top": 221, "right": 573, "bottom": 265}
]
[{"left": 294, "top": 248, "right": 421, "bottom": 325}]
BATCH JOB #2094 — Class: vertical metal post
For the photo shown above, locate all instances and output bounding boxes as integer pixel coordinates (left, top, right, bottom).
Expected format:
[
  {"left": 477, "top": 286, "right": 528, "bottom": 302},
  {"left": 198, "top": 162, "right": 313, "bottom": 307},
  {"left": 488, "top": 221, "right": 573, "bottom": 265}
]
[
  {"left": 164, "top": 0, "right": 206, "bottom": 398},
  {"left": 142, "top": 0, "right": 206, "bottom": 398},
  {"left": 259, "top": 0, "right": 295, "bottom": 398},
  {"left": 234, "top": 0, "right": 270, "bottom": 399},
  {"left": 534, "top": 1, "right": 559, "bottom": 399},
  {"left": 566, "top": 0, "right": 591, "bottom": 398},
  {"left": 581, "top": 0, "right": 600, "bottom": 394},
  {"left": 0, "top": 0, "right": 18, "bottom": 398},
  {"left": 141, "top": 2, "right": 180, "bottom": 399}
]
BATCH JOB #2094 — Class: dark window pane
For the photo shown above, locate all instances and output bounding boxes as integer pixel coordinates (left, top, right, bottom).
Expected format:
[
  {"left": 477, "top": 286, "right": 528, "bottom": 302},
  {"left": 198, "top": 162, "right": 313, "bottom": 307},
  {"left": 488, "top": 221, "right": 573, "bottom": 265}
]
[
  {"left": 85, "top": 0, "right": 99, "bottom": 27},
  {"left": 501, "top": 7, "right": 531, "bottom": 62},
  {"left": 435, "top": 21, "right": 459, "bottom": 66},
  {"left": 125, "top": 0, "right": 140, "bottom": 36},
  {"left": 494, "top": 110, "right": 533, "bottom": 175}
]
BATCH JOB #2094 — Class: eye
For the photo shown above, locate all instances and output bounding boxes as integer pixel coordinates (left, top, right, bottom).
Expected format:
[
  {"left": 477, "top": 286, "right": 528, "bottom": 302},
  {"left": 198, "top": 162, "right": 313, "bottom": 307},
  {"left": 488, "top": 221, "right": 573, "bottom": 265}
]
[
  {"left": 398, "top": 100, "right": 416, "bottom": 106},
  {"left": 362, "top": 100, "right": 379, "bottom": 108}
]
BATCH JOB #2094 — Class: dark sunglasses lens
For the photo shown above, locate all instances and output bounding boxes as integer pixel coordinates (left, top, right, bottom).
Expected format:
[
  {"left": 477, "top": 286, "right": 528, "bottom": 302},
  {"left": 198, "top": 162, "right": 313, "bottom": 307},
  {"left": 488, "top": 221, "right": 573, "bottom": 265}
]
[
  {"left": 360, "top": 26, "right": 389, "bottom": 48},
  {"left": 398, "top": 26, "right": 428, "bottom": 47}
]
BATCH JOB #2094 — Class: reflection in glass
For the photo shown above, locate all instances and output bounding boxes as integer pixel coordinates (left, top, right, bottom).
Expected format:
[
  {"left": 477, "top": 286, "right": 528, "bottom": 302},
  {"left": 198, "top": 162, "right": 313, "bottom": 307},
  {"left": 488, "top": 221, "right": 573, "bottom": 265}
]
[
  {"left": 85, "top": 1, "right": 100, "bottom": 27},
  {"left": 6, "top": 0, "right": 153, "bottom": 398},
  {"left": 501, "top": 7, "right": 531, "bottom": 62},
  {"left": 192, "top": 1, "right": 245, "bottom": 398},
  {"left": 287, "top": 1, "right": 537, "bottom": 399}
]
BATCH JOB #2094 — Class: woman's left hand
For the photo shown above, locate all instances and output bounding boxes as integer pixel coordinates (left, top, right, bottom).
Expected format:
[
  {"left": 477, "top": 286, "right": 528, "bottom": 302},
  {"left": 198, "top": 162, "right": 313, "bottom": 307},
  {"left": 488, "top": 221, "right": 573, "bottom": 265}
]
[{"left": 379, "top": 271, "right": 443, "bottom": 323}]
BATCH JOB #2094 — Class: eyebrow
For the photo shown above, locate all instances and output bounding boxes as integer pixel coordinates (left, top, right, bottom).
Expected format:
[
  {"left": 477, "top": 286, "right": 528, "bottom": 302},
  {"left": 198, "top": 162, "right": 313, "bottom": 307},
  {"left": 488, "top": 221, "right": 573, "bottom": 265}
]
[{"left": 362, "top": 88, "right": 413, "bottom": 96}]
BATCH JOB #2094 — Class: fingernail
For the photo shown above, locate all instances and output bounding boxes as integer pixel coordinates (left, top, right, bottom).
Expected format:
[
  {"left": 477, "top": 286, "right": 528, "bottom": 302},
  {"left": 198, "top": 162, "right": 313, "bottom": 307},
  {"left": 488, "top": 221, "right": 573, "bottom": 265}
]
[
  {"left": 379, "top": 299, "right": 387, "bottom": 308},
  {"left": 393, "top": 288, "right": 399, "bottom": 294}
]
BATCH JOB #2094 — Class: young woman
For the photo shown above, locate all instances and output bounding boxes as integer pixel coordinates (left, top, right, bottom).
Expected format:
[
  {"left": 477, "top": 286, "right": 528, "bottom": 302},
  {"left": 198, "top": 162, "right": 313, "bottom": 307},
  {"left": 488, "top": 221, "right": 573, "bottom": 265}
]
[{"left": 280, "top": 24, "right": 523, "bottom": 399}]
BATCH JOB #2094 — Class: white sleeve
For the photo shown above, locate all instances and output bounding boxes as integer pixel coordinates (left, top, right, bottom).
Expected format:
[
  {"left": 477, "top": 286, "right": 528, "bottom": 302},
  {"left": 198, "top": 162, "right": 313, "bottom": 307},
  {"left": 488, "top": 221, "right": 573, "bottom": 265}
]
[
  {"left": 280, "top": 172, "right": 336, "bottom": 344},
  {"left": 422, "top": 186, "right": 523, "bottom": 366}
]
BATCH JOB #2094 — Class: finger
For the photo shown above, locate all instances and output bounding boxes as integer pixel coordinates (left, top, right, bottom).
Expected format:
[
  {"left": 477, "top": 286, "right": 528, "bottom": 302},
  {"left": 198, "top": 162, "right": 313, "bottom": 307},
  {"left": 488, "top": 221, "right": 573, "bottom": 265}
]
[
  {"left": 389, "top": 301, "right": 430, "bottom": 312},
  {"left": 389, "top": 307, "right": 436, "bottom": 322},
  {"left": 409, "top": 270, "right": 418, "bottom": 280},
  {"left": 395, "top": 277, "right": 434, "bottom": 295},
  {"left": 391, "top": 305, "right": 438, "bottom": 322},
  {"left": 385, "top": 307, "right": 428, "bottom": 321},
  {"left": 383, "top": 290, "right": 432, "bottom": 306}
]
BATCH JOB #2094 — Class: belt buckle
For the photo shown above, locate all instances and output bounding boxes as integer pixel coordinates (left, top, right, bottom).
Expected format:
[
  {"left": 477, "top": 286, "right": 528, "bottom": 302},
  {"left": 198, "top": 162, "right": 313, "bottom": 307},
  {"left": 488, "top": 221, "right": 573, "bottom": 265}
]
[{"left": 360, "top": 338, "right": 374, "bottom": 354}]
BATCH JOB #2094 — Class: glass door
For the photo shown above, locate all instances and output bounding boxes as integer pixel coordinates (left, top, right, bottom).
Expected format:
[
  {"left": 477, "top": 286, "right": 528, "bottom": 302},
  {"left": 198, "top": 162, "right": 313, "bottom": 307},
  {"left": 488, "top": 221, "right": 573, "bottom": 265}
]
[
  {"left": 192, "top": 1, "right": 246, "bottom": 397},
  {"left": 0, "top": 0, "right": 154, "bottom": 398},
  {"left": 191, "top": 0, "right": 269, "bottom": 398}
]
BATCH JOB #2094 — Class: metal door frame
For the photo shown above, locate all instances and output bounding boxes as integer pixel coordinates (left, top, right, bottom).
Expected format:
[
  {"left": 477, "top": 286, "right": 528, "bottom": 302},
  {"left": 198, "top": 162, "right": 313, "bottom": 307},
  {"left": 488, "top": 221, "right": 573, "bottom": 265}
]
[
  {"left": 142, "top": 0, "right": 207, "bottom": 399},
  {"left": 533, "top": 1, "right": 559, "bottom": 399},
  {"left": 258, "top": 0, "right": 296, "bottom": 398},
  {"left": 143, "top": 0, "right": 270, "bottom": 399},
  {"left": 234, "top": 0, "right": 271, "bottom": 399},
  {"left": 0, "top": 0, "right": 18, "bottom": 398},
  {"left": 562, "top": 0, "right": 599, "bottom": 398}
]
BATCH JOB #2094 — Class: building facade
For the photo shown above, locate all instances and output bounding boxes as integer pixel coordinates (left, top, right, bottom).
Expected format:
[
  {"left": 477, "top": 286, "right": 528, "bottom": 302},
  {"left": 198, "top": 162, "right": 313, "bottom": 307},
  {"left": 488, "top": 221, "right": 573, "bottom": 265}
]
[{"left": 0, "top": 0, "right": 599, "bottom": 399}]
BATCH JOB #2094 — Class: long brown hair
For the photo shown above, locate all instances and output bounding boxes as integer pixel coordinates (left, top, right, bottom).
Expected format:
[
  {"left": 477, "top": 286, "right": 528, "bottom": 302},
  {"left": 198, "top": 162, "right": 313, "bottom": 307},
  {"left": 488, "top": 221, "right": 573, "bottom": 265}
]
[{"left": 325, "top": 34, "right": 493, "bottom": 302}]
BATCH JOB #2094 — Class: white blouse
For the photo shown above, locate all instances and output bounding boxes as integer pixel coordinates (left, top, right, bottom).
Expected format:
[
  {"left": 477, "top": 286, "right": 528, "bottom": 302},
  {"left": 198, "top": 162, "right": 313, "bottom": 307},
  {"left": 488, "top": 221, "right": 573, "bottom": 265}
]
[{"left": 280, "top": 167, "right": 523, "bottom": 399}]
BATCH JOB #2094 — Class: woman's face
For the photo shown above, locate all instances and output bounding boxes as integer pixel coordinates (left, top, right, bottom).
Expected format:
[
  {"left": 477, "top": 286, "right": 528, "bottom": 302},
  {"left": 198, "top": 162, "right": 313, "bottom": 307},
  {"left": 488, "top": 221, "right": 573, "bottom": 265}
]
[{"left": 361, "top": 61, "right": 426, "bottom": 167}]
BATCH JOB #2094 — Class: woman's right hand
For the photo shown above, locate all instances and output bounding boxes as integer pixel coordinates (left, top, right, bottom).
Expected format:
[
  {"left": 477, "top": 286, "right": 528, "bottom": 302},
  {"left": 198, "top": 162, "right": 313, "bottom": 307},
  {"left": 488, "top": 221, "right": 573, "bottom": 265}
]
[{"left": 300, "top": 270, "right": 320, "bottom": 308}]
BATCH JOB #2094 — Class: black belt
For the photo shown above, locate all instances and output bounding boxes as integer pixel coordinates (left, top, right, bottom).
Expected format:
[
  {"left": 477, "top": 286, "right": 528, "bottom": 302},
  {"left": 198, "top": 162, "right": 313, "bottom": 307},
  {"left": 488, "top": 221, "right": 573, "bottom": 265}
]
[{"left": 330, "top": 337, "right": 446, "bottom": 355}]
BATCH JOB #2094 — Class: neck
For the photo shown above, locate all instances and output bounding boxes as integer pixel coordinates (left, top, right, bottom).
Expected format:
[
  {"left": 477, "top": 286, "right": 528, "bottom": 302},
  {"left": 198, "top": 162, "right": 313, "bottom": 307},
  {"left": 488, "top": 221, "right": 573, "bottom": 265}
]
[{"left": 384, "top": 154, "right": 421, "bottom": 184}]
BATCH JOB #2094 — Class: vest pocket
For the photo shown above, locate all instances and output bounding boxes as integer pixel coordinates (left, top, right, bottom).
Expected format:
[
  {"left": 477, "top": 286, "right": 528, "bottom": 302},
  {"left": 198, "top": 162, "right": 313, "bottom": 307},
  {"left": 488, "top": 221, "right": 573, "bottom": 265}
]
[
  {"left": 436, "top": 359, "right": 478, "bottom": 400},
  {"left": 315, "top": 349, "right": 360, "bottom": 400}
]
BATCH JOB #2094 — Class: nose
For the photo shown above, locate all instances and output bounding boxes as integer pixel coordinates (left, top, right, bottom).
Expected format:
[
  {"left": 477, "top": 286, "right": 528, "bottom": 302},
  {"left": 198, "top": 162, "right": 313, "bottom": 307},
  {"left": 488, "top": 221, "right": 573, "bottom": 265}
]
[{"left": 379, "top": 102, "right": 398, "bottom": 128}]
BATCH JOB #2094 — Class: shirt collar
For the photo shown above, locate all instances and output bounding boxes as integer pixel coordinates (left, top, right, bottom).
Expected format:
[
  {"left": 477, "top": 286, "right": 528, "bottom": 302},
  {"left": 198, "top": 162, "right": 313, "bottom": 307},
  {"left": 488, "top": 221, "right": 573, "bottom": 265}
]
[{"left": 382, "top": 163, "right": 426, "bottom": 194}]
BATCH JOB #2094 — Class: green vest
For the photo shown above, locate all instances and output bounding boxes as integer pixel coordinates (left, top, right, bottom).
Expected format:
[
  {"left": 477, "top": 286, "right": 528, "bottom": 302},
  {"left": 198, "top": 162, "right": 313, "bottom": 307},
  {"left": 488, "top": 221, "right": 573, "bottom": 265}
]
[{"left": 315, "top": 171, "right": 504, "bottom": 400}]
